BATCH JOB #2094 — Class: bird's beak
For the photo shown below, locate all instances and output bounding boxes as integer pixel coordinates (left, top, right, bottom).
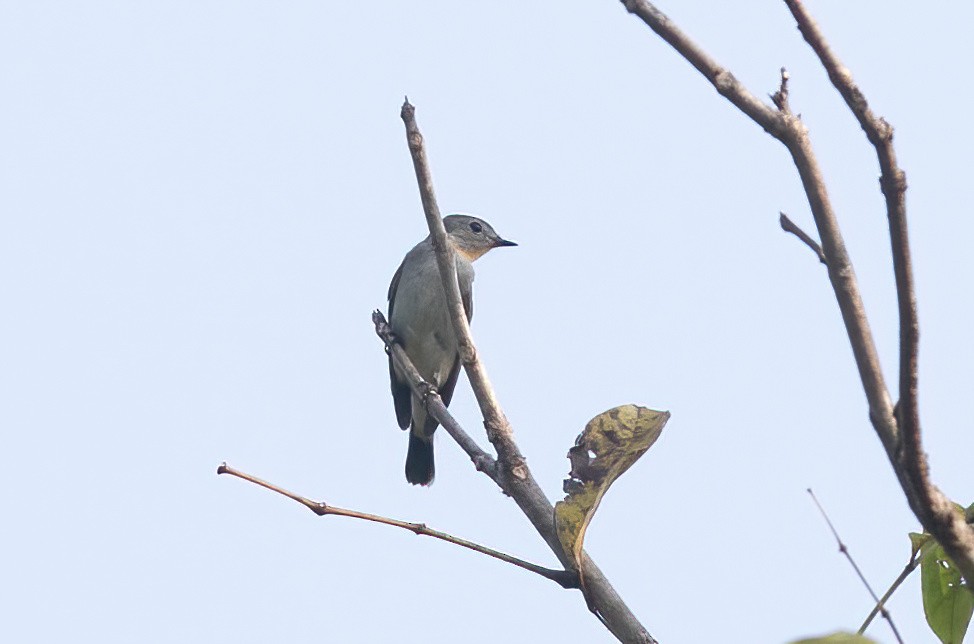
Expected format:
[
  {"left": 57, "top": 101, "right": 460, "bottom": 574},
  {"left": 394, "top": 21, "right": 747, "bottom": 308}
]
[{"left": 493, "top": 238, "right": 518, "bottom": 248}]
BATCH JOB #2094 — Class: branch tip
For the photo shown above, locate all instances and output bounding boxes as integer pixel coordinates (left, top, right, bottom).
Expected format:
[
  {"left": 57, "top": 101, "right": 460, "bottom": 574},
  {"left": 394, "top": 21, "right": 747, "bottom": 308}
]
[
  {"left": 808, "top": 489, "right": 904, "bottom": 643},
  {"left": 771, "top": 66, "right": 791, "bottom": 113},
  {"left": 779, "top": 212, "right": 827, "bottom": 265},
  {"left": 400, "top": 98, "right": 415, "bottom": 121},
  {"left": 223, "top": 464, "right": 572, "bottom": 587}
]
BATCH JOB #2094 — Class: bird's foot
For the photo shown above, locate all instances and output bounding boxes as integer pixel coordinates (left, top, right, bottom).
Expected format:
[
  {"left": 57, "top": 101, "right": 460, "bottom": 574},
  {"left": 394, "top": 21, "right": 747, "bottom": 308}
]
[
  {"left": 383, "top": 330, "right": 401, "bottom": 355},
  {"left": 418, "top": 381, "right": 439, "bottom": 408}
]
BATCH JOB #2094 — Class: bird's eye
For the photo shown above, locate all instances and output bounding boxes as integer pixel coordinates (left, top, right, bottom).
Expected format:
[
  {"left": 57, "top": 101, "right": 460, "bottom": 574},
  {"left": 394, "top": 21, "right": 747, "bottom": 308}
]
[{"left": 469, "top": 222, "right": 483, "bottom": 233}]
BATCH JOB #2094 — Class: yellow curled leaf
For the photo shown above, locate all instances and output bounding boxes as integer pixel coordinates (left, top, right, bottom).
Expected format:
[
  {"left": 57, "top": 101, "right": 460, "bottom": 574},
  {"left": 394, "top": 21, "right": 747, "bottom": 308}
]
[{"left": 554, "top": 405, "right": 669, "bottom": 574}]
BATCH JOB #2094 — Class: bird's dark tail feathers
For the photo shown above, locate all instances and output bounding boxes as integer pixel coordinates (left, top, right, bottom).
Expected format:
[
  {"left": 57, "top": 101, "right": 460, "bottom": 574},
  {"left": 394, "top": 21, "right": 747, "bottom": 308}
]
[{"left": 405, "top": 433, "right": 435, "bottom": 486}]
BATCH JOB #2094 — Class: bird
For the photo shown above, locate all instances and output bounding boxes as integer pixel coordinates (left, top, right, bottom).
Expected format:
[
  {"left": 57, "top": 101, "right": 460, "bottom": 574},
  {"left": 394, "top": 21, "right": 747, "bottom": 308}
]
[{"left": 387, "top": 214, "right": 517, "bottom": 485}]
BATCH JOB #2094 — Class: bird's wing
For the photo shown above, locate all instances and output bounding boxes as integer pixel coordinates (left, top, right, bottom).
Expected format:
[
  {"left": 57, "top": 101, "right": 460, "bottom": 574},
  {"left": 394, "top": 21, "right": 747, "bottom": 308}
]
[
  {"left": 387, "top": 258, "right": 412, "bottom": 430},
  {"left": 439, "top": 357, "right": 463, "bottom": 408},
  {"left": 387, "top": 258, "right": 406, "bottom": 318},
  {"left": 389, "top": 356, "right": 412, "bottom": 430},
  {"left": 460, "top": 273, "right": 473, "bottom": 322},
  {"left": 440, "top": 274, "right": 473, "bottom": 407}
]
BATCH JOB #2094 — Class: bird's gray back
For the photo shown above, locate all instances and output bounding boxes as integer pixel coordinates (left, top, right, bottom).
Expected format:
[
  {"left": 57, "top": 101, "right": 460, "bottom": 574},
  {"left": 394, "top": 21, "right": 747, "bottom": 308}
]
[{"left": 389, "top": 240, "right": 474, "bottom": 384}]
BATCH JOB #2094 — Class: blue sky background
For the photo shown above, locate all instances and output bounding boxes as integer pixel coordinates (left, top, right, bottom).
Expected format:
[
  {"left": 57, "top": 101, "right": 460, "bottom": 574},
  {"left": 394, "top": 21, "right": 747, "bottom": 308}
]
[{"left": 2, "top": 2, "right": 971, "bottom": 642}]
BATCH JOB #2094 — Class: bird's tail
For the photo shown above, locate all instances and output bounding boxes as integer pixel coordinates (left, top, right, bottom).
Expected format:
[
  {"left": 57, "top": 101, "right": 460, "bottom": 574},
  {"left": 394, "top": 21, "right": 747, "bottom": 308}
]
[{"left": 405, "top": 432, "right": 435, "bottom": 486}]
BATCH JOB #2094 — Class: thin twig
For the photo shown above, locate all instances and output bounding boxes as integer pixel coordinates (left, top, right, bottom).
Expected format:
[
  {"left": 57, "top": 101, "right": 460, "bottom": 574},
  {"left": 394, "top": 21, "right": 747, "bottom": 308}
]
[
  {"left": 784, "top": 0, "right": 974, "bottom": 585},
  {"left": 398, "top": 98, "right": 526, "bottom": 481},
  {"left": 620, "top": 0, "right": 973, "bottom": 584},
  {"left": 618, "top": 0, "right": 896, "bottom": 445},
  {"left": 779, "top": 212, "right": 827, "bottom": 264},
  {"left": 373, "top": 310, "right": 498, "bottom": 477},
  {"left": 808, "top": 489, "right": 904, "bottom": 644},
  {"left": 396, "top": 100, "right": 657, "bottom": 644},
  {"left": 771, "top": 67, "right": 791, "bottom": 113},
  {"left": 216, "top": 463, "right": 577, "bottom": 588},
  {"left": 859, "top": 553, "right": 921, "bottom": 634}
]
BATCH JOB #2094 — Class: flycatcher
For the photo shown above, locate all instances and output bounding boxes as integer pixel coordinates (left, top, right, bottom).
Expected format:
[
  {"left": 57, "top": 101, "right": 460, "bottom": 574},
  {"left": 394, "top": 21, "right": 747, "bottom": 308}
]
[{"left": 387, "top": 214, "right": 516, "bottom": 485}]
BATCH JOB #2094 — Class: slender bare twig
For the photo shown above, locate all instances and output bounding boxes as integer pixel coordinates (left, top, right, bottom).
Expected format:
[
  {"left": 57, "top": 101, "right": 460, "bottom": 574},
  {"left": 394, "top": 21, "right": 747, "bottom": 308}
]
[
  {"left": 783, "top": 0, "right": 974, "bottom": 586},
  {"left": 771, "top": 67, "right": 792, "bottom": 114},
  {"left": 396, "top": 100, "right": 656, "bottom": 644},
  {"left": 808, "top": 490, "right": 904, "bottom": 644},
  {"left": 398, "top": 99, "right": 527, "bottom": 481},
  {"left": 860, "top": 553, "right": 921, "bottom": 634},
  {"left": 619, "top": 0, "right": 896, "bottom": 443},
  {"left": 373, "top": 310, "right": 497, "bottom": 477},
  {"left": 779, "top": 212, "right": 827, "bottom": 264},
  {"left": 619, "top": 0, "right": 974, "bottom": 586},
  {"left": 216, "top": 463, "right": 577, "bottom": 588}
]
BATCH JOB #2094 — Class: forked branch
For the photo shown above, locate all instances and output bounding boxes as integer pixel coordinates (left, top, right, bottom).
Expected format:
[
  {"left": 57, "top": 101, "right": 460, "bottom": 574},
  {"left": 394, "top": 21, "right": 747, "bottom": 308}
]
[
  {"left": 374, "top": 310, "right": 497, "bottom": 478},
  {"left": 396, "top": 100, "right": 657, "bottom": 643},
  {"left": 782, "top": 0, "right": 974, "bottom": 585},
  {"left": 399, "top": 99, "right": 526, "bottom": 481},
  {"left": 619, "top": 0, "right": 974, "bottom": 583}
]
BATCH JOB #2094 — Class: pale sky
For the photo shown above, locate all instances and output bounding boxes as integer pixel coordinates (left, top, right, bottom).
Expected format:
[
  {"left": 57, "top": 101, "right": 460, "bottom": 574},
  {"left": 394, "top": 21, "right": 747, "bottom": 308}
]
[{"left": 2, "top": 2, "right": 971, "bottom": 643}]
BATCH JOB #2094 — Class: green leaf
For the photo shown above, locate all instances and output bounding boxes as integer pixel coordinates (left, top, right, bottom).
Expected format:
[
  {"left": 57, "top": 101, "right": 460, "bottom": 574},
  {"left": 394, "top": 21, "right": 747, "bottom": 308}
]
[
  {"left": 920, "top": 535, "right": 974, "bottom": 644},
  {"left": 790, "top": 633, "right": 876, "bottom": 644},
  {"left": 909, "top": 531, "right": 932, "bottom": 559},
  {"left": 554, "top": 405, "right": 668, "bottom": 578}
]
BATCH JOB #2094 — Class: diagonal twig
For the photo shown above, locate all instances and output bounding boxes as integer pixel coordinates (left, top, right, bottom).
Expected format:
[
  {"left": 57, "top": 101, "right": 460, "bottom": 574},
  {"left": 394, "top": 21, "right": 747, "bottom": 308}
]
[
  {"left": 619, "top": 0, "right": 974, "bottom": 586},
  {"left": 619, "top": 0, "right": 896, "bottom": 447},
  {"left": 216, "top": 462, "right": 577, "bottom": 588},
  {"left": 808, "top": 489, "right": 904, "bottom": 644},
  {"left": 373, "top": 310, "right": 497, "bottom": 477},
  {"left": 779, "top": 212, "right": 827, "bottom": 264},
  {"left": 395, "top": 99, "right": 657, "bottom": 644},
  {"left": 783, "top": 0, "right": 974, "bottom": 585},
  {"left": 399, "top": 98, "right": 526, "bottom": 481},
  {"left": 859, "top": 552, "right": 922, "bottom": 634}
]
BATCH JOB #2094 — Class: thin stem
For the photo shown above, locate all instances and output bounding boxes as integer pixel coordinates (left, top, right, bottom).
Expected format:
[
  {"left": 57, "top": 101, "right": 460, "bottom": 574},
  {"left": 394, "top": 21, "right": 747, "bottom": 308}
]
[
  {"left": 779, "top": 212, "right": 827, "bottom": 264},
  {"left": 396, "top": 100, "right": 656, "bottom": 644},
  {"left": 216, "top": 462, "right": 578, "bottom": 589},
  {"left": 808, "top": 489, "right": 904, "bottom": 644},
  {"left": 620, "top": 0, "right": 973, "bottom": 584},
  {"left": 619, "top": 0, "right": 896, "bottom": 446},
  {"left": 373, "top": 310, "right": 498, "bottom": 477},
  {"left": 783, "top": 0, "right": 974, "bottom": 585},
  {"left": 859, "top": 554, "right": 921, "bottom": 634},
  {"left": 399, "top": 98, "right": 525, "bottom": 479}
]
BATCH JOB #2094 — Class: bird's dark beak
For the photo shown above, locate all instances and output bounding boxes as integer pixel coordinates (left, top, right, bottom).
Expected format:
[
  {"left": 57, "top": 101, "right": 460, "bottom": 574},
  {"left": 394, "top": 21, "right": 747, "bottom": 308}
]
[{"left": 493, "top": 238, "right": 518, "bottom": 248}]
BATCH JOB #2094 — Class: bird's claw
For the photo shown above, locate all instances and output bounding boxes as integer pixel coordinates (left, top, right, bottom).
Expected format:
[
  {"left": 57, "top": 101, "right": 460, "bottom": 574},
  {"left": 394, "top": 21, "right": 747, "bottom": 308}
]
[
  {"left": 419, "top": 382, "right": 439, "bottom": 407},
  {"left": 384, "top": 330, "right": 401, "bottom": 355}
]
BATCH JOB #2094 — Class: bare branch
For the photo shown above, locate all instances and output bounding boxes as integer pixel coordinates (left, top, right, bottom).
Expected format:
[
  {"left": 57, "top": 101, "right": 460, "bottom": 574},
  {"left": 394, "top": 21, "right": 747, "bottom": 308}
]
[
  {"left": 399, "top": 99, "right": 526, "bottom": 481},
  {"left": 216, "top": 463, "right": 578, "bottom": 589},
  {"left": 622, "top": 0, "right": 974, "bottom": 592},
  {"left": 396, "top": 100, "right": 657, "bottom": 643},
  {"left": 783, "top": 0, "right": 974, "bottom": 585},
  {"left": 373, "top": 310, "right": 498, "bottom": 477},
  {"left": 779, "top": 212, "right": 827, "bottom": 264},
  {"left": 619, "top": 0, "right": 786, "bottom": 136},
  {"left": 808, "top": 489, "right": 904, "bottom": 644},
  {"left": 619, "top": 0, "right": 897, "bottom": 452},
  {"left": 860, "top": 553, "right": 921, "bottom": 634}
]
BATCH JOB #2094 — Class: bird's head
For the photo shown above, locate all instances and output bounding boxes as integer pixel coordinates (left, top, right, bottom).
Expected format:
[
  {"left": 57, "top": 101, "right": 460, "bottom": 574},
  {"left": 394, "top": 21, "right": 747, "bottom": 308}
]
[{"left": 444, "top": 214, "right": 517, "bottom": 262}]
